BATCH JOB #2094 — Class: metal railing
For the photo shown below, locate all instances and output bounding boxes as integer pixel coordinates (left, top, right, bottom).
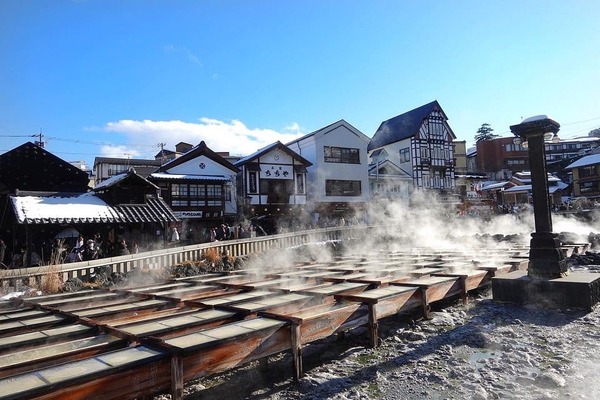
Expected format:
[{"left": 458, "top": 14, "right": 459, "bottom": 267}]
[{"left": 0, "top": 226, "right": 370, "bottom": 294}]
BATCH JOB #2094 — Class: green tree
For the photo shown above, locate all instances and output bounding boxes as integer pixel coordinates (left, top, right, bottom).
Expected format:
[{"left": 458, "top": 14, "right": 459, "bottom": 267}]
[{"left": 474, "top": 123, "right": 498, "bottom": 142}]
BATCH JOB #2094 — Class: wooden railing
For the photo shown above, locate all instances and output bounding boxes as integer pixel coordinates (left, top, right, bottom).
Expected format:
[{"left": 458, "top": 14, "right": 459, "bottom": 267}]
[{"left": 0, "top": 226, "right": 370, "bottom": 294}]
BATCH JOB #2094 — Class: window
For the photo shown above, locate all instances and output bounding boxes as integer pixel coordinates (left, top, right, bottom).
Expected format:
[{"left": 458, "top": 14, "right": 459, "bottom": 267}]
[
  {"left": 429, "top": 119, "right": 444, "bottom": 140},
  {"left": 325, "top": 180, "right": 361, "bottom": 196},
  {"left": 296, "top": 173, "right": 305, "bottom": 194},
  {"left": 169, "top": 183, "right": 224, "bottom": 207},
  {"left": 580, "top": 166, "right": 596, "bottom": 178},
  {"left": 506, "top": 143, "right": 527, "bottom": 152},
  {"left": 580, "top": 181, "right": 598, "bottom": 194},
  {"left": 507, "top": 159, "right": 526, "bottom": 166},
  {"left": 324, "top": 146, "right": 360, "bottom": 164},
  {"left": 399, "top": 147, "right": 410, "bottom": 162}
]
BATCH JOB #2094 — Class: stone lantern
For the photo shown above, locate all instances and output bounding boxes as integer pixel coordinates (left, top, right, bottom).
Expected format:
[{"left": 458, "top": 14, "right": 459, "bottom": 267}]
[
  {"left": 492, "top": 116, "right": 600, "bottom": 310},
  {"left": 510, "top": 115, "right": 568, "bottom": 279}
]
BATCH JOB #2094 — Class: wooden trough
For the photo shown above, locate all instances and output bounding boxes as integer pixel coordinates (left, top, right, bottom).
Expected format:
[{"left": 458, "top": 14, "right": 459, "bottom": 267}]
[{"left": 0, "top": 247, "right": 534, "bottom": 399}]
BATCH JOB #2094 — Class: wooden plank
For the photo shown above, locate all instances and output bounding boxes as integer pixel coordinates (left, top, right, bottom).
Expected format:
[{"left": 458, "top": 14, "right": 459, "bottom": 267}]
[
  {"left": 195, "top": 290, "right": 274, "bottom": 307},
  {"left": 0, "top": 334, "right": 126, "bottom": 378},
  {"left": 0, "top": 324, "right": 95, "bottom": 355},
  {"left": 176, "top": 321, "right": 292, "bottom": 384},
  {"left": 224, "top": 293, "right": 314, "bottom": 314},
  {"left": 0, "top": 346, "right": 170, "bottom": 400},
  {"left": 298, "top": 282, "right": 369, "bottom": 297},
  {"left": 0, "top": 314, "right": 68, "bottom": 337},
  {"left": 165, "top": 317, "right": 288, "bottom": 351},
  {"left": 394, "top": 276, "right": 461, "bottom": 303},
  {"left": 118, "top": 309, "right": 237, "bottom": 338}
]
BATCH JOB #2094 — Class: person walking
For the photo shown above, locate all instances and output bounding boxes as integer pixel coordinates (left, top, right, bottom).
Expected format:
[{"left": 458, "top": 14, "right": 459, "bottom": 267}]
[{"left": 171, "top": 227, "right": 180, "bottom": 242}]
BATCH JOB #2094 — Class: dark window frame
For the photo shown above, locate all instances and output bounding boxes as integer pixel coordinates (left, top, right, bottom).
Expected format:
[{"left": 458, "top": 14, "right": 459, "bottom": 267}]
[{"left": 324, "top": 146, "right": 360, "bottom": 164}]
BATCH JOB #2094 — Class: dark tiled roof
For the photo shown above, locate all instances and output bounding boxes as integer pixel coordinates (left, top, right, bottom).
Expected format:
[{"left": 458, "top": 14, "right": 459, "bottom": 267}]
[
  {"left": 10, "top": 193, "right": 178, "bottom": 224},
  {"left": 0, "top": 142, "right": 90, "bottom": 193},
  {"left": 156, "top": 141, "right": 239, "bottom": 173},
  {"left": 368, "top": 100, "right": 444, "bottom": 151}
]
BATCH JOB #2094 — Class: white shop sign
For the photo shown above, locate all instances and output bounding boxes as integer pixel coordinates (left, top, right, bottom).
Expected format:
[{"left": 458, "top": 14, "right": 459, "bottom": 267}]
[
  {"left": 174, "top": 211, "right": 203, "bottom": 219},
  {"left": 260, "top": 164, "right": 293, "bottom": 180}
]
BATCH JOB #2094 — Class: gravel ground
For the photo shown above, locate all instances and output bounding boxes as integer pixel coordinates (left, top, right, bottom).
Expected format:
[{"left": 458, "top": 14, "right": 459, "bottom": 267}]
[{"left": 162, "top": 285, "right": 600, "bottom": 400}]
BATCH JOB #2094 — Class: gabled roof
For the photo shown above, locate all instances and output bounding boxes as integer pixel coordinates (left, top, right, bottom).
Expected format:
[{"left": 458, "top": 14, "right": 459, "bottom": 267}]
[
  {"left": 93, "top": 157, "right": 162, "bottom": 168},
  {"left": 286, "top": 119, "right": 370, "bottom": 147},
  {"left": 368, "top": 159, "right": 411, "bottom": 178},
  {"left": 369, "top": 148, "right": 389, "bottom": 158},
  {"left": 154, "top": 149, "right": 178, "bottom": 158},
  {"left": 94, "top": 167, "right": 159, "bottom": 191},
  {"left": 10, "top": 192, "right": 178, "bottom": 225},
  {"left": 565, "top": 154, "right": 600, "bottom": 170},
  {"left": 234, "top": 141, "right": 312, "bottom": 167},
  {"left": 155, "top": 141, "right": 239, "bottom": 173},
  {"left": 368, "top": 100, "right": 453, "bottom": 151},
  {"left": 0, "top": 142, "right": 90, "bottom": 193}
]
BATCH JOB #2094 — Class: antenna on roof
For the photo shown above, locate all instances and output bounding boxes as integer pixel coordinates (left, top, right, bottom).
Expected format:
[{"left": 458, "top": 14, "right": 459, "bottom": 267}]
[
  {"left": 158, "top": 142, "right": 166, "bottom": 163},
  {"left": 33, "top": 129, "right": 44, "bottom": 148}
]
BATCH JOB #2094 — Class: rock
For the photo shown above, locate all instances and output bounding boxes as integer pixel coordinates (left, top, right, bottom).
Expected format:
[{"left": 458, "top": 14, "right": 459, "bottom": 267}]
[{"left": 535, "top": 371, "right": 566, "bottom": 388}]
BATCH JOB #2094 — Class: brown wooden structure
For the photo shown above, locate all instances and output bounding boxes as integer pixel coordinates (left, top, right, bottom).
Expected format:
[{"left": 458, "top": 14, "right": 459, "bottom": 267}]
[{"left": 0, "top": 247, "right": 532, "bottom": 399}]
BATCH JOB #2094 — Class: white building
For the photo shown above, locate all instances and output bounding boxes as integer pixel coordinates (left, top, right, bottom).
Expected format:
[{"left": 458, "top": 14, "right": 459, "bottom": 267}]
[
  {"left": 286, "top": 120, "right": 371, "bottom": 223},
  {"left": 234, "top": 141, "right": 312, "bottom": 219}
]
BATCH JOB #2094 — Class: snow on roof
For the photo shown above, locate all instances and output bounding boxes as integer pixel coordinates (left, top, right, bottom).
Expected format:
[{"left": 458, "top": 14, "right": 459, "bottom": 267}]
[
  {"left": 11, "top": 192, "right": 118, "bottom": 223},
  {"left": 149, "top": 172, "right": 230, "bottom": 181},
  {"left": 503, "top": 184, "right": 565, "bottom": 194},
  {"left": 10, "top": 193, "right": 179, "bottom": 224},
  {"left": 94, "top": 172, "right": 129, "bottom": 190},
  {"left": 481, "top": 182, "right": 509, "bottom": 190},
  {"left": 565, "top": 154, "right": 600, "bottom": 169},
  {"left": 521, "top": 115, "right": 551, "bottom": 123}
]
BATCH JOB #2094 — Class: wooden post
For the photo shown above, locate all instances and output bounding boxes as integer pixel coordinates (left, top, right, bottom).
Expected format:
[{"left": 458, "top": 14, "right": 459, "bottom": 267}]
[
  {"left": 420, "top": 287, "right": 431, "bottom": 320},
  {"left": 368, "top": 304, "right": 379, "bottom": 348},
  {"left": 291, "top": 323, "right": 303, "bottom": 381},
  {"left": 460, "top": 276, "right": 468, "bottom": 305},
  {"left": 171, "top": 353, "right": 184, "bottom": 400}
]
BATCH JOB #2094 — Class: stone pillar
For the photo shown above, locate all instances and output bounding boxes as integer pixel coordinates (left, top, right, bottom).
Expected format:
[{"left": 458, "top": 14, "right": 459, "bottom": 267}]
[{"left": 510, "top": 116, "right": 568, "bottom": 279}]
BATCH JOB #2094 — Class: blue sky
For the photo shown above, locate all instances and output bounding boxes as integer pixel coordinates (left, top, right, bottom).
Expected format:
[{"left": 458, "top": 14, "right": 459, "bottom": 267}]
[{"left": 1, "top": 1, "right": 599, "bottom": 168}]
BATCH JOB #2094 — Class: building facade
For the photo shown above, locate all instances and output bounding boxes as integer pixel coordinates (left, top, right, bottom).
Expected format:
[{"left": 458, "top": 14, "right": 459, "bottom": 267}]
[
  {"left": 286, "top": 120, "right": 372, "bottom": 224},
  {"left": 565, "top": 154, "right": 600, "bottom": 198},
  {"left": 234, "top": 141, "right": 312, "bottom": 221},
  {"left": 94, "top": 157, "right": 162, "bottom": 186},
  {"left": 368, "top": 100, "right": 457, "bottom": 202},
  {"left": 148, "top": 141, "right": 239, "bottom": 242}
]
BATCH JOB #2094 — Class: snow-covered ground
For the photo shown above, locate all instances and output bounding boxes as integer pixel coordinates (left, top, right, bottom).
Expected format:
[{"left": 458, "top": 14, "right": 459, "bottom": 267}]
[{"left": 166, "top": 286, "right": 600, "bottom": 400}]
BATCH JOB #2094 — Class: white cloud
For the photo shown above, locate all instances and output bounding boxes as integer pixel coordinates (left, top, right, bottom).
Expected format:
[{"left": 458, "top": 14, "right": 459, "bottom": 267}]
[
  {"left": 99, "top": 144, "right": 142, "bottom": 159},
  {"left": 102, "top": 118, "right": 305, "bottom": 157}
]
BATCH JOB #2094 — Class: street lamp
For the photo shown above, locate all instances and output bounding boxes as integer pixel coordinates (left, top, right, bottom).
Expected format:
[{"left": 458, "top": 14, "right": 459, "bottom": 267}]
[{"left": 510, "top": 115, "right": 568, "bottom": 279}]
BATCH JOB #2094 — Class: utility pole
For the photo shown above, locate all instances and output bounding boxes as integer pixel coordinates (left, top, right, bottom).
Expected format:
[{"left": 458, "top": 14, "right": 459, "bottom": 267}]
[
  {"left": 34, "top": 129, "right": 44, "bottom": 148},
  {"left": 158, "top": 142, "right": 166, "bottom": 163}
]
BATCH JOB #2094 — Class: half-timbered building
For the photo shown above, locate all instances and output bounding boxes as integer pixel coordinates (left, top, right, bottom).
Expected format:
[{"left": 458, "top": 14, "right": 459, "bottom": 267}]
[{"left": 368, "top": 101, "right": 458, "bottom": 201}]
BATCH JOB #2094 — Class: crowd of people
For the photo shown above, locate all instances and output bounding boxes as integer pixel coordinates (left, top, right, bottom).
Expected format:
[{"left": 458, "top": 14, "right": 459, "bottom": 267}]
[
  {"left": 0, "top": 215, "right": 363, "bottom": 269},
  {"left": 0, "top": 233, "right": 140, "bottom": 269}
]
